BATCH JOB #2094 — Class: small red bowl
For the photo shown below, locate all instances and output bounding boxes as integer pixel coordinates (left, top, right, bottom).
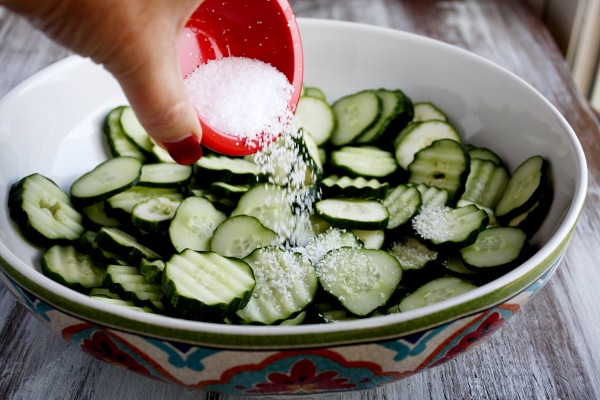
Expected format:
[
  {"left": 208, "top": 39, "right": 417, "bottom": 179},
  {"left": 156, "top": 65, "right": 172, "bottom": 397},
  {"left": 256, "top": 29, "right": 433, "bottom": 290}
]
[{"left": 178, "top": 0, "right": 304, "bottom": 156}]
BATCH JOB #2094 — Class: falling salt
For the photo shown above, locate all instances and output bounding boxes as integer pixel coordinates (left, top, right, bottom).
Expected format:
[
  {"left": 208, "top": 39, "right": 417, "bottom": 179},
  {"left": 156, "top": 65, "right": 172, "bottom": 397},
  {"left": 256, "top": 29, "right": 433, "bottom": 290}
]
[
  {"left": 186, "top": 56, "right": 316, "bottom": 244},
  {"left": 184, "top": 56, "right": 294, "bottom": 142}
]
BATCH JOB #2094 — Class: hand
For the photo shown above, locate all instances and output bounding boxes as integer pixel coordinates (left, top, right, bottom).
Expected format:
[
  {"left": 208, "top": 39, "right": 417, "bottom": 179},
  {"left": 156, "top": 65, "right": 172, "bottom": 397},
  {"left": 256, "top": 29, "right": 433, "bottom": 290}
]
[{"left": 1, "top": 0, "right": 205, "bottom": 164}]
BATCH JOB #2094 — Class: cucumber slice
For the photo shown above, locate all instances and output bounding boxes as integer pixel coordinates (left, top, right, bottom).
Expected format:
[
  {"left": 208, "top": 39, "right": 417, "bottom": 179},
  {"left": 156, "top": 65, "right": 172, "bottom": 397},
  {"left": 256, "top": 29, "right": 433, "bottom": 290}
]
[
  {"left": 315, "top": 198, "right": 389, "bottom": 230},
  {"left": 194, "top": 154, "right": 266, "bottom": 186},
  {"left": 302, "top": 86, "right": 327, "bottom": 100},
  {"left": 330, "top": 90, "right": 382, "bottom": 146},
  {"left": 302, "top": 227, "right": 363, "bottom": 265},
  {"left": 407, "top": 138, "right": 469, "bottom": 200},
  {"left": 119, "top": 106, "right": 154, "bottom": 154},
  {"left": 495, "top": 155, "right": 552, "bottom": 223},
  {"left": 411, "top": 102, "right": 448, "bottom": 123},
  {"left": 412, "top": 183, "right": 451, "bottom": 208},
  {"left": 95, "top": 226, "right": 162, "bottom": 264},
  {"left": 42, "top": 244, "right": 106, "bottom": 293},
  {"left": 210, "top": 215, "right": 280, "bottom": 259},
  {"left": 382, "top": 184, "right": 422, "bottom": 229},
  {"left": 104, "top": 264, "right": 164, "bottom": 311},
  {"left": 316, "top": 247, "right": 402, "bottom": 316},
  {"left": 412, "top": 204, "right": 489, "bottom": 248},
  {"left": 460, "top": 158, "right": 510, "bottom": 209},
  {"left": 230, "top": 183, "right": 295, "bottom": 238},
  {"left": 237, "top": 246, "right": 317, "bottom": 325},
  {"left": 467, "top": 145, "right": 505, "bottom": 166},
  {"left": 398, "top": 276, "right": 477, "bottom": 312},
  {"left": 9, "top": 173, "right": 85, "bottom": 247},
  {"left": 331, "top": 146, "right": 398, "bottom": 179},
  {"left": 163, "top": 249, "right": 256, "bottom": 321},
  {"left": 169, "top": 196, "right": 227, "bottom": 253},
  {"left": 320, "top": 175, "right": 389, "bottom": 200},
  {"left": 351, "top": 229, "right": 385, "bottom": 250},
  {"left": 293, "top": 95, "right": 336, "bottom": 146},
  {"left": 356, "top": 89, "right": 411, "bottom": 144},
  {"left": 460, "top": 226, "right": 528, "bottom": 271},
  {"left": 209, "top": 181, "right": 250, "bottom": 203},
  {"left": 103, "top": 106, "right": 148, "bottom": 161},
  {"left": 131, "top": 196, "right": 181, "bottom": 233},
  {"left": 70, "top": 157, "right": 143, "bottom": 206},
  {"left": 106, "top": 186, "right": 184, "bottom": 220},
  {"left": 138, "top": 163, "right": 192, "bottom": 188},
  {"left": 394, "top": 120, "right": 462, "bottom": 169}
]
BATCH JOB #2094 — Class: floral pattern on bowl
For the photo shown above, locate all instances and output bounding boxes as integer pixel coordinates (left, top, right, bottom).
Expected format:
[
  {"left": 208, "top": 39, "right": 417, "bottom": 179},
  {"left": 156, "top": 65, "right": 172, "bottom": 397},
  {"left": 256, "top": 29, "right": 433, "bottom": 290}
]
[{"left": 1, "top": 262, "right": 557, "bottom": 397}]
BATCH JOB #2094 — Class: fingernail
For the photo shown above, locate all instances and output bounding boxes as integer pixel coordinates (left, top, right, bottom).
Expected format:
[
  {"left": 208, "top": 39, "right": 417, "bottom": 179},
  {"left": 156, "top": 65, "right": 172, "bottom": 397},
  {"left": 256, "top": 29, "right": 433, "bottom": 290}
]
[{"left": 163, "top": 135, "right": 202, "bottom": 165}]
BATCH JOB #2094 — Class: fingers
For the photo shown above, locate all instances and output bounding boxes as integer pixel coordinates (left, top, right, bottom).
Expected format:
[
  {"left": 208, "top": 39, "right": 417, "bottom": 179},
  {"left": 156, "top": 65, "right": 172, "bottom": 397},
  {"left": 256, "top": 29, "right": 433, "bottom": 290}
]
[
  {"left": 113, "top": 51, "right": 204, "bottom": 165},
  {"left": 101, "top": 1, "right": 205, "bottom": 165}
]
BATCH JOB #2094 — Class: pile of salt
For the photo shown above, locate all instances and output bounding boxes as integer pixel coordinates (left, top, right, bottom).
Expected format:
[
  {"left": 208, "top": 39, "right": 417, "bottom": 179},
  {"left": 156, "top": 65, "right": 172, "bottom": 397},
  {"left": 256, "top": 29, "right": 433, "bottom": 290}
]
[
  {"left": 184, "top": 56, "right": 294, "bottom": 143},
  {"left": 185, "top": 56, "right": 317, "bottom": 244}
]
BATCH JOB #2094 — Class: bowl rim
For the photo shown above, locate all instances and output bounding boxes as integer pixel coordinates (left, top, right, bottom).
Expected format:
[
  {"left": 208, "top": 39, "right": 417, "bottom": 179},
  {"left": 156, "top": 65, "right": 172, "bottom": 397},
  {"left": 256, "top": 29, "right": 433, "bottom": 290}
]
[{"left": 0, "top": 18, "right": 588, "bottom": 349}]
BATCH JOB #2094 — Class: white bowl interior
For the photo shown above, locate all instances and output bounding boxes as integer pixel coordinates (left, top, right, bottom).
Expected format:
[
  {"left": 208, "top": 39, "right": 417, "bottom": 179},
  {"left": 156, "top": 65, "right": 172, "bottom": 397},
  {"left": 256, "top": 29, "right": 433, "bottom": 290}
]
[{"left": 0, "top": 19, "right": 587, "bottom": 339}]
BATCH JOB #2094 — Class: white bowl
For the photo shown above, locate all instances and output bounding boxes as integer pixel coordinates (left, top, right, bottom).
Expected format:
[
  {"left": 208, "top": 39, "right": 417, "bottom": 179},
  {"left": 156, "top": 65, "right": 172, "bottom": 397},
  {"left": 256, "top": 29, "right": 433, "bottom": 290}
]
[{"left": 0, "top": 18, "right": 587, "bottom": 397}]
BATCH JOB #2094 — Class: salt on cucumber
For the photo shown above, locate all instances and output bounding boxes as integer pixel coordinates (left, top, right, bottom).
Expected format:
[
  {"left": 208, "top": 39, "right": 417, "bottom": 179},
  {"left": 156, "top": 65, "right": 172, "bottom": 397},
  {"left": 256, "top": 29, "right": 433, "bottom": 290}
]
[
  {"left": 237, "top": 246, "right": 318, "bottom": 325},
  {"left": 316, "top": 247, "right": 402, "bottom": 316}
]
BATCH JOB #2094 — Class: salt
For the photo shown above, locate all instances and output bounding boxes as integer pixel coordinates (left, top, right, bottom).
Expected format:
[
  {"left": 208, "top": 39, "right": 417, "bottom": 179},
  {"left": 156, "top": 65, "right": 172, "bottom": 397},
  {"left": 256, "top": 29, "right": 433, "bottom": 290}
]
[{"left": 184, "top": 56, "right": 294, "bottom": 141}]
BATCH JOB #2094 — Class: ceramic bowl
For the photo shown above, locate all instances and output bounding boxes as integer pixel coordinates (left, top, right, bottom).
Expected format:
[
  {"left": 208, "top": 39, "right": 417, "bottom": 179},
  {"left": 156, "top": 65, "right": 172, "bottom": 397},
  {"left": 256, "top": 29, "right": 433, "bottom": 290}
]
[{"left": 0, "top": 19, "right": 587, "bottom": 397}]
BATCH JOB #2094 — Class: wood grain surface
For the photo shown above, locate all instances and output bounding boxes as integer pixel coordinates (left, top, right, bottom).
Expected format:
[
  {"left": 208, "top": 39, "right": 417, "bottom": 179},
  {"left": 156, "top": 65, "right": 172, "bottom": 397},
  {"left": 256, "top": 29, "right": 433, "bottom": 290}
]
[{"left": 1, "top": 1, "right": 599, "bottom": 399}]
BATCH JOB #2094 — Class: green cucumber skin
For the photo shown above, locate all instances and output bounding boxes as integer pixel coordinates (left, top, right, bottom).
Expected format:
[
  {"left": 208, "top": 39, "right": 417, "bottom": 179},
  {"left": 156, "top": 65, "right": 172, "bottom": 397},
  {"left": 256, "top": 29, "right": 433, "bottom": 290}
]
[{"left": 9, "top": 173, "right": 85, "bottom": 248}]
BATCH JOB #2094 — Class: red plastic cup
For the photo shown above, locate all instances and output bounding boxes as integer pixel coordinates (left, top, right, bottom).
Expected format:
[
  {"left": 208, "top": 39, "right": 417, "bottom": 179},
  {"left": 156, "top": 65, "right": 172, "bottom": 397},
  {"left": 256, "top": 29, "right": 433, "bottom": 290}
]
[{"left": 178, "top": 0, "right": 304, "bottom": 156}]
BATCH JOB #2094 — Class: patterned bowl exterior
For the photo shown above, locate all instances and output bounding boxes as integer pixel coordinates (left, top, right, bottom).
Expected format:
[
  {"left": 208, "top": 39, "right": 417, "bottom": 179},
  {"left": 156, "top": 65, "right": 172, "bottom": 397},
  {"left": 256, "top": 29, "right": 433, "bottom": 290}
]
[{"left": 0, "top": 257, "right": 560, "bottom": 397}]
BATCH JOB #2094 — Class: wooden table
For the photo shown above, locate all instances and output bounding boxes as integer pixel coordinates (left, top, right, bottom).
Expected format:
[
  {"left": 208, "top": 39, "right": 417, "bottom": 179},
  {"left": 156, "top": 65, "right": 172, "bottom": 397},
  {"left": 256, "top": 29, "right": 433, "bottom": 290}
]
[{"left": 1, "top": 1, "right": 599, "bottom": 398}]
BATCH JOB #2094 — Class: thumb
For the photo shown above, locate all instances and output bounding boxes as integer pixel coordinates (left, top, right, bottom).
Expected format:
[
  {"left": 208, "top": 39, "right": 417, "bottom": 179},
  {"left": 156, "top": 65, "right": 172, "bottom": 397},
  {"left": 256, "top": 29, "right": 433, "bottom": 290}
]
[{"left": 111, "top": 48, "right": 203, "bottom": 165}]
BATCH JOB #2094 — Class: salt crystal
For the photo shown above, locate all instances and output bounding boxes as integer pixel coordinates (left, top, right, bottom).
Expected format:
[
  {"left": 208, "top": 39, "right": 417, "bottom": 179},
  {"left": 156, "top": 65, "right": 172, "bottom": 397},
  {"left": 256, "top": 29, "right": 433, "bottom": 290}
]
[{"left": 184, "top": 56, "right": 294, "bottom": 142}]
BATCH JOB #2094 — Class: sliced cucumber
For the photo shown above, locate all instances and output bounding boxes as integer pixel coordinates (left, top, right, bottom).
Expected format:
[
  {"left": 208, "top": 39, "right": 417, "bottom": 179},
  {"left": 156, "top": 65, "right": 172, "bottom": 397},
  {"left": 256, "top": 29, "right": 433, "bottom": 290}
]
[
  {"left": 103, "top": 105, "right": 148, "bottom": 161},
  {"left": 351, "top": 229, "right": 385, "bottom": 250},
  {"left": 320, "top": 175, "right": 389, "bottom": 200},
  {"left": 382, "top": 184, "right": 422, "bottom": 229},
  {"left": 412, "top": 183, "right": 451, "bottom": 208},
  {"left": 331, "top": 146, "right": 398, "bottom": 179},
  {"left": 106, "top": 186, "right": 184, "bottom": 220},
  {"left": 9, "top": 173, "right": 85, "bottom": 247},
  {"left": 163, "top": 249, "right": 256, "bottom": 321},
  {"left": 210, "top": 215, "right": 280, "bottom": 259},
  {"left": 460, "top": 226, "right": 528, "bottom": 271},
  {"left": 70, "top": 157, "right": 143, "bottom": 206},
  {"left": 119, "top": 106, "right": 154, "bottom": 155},
  {"left": 316, "top": 247, "right": 402, "bottom": 316},
  {"left": 398, "top": 276, "right": 477, "bottom": 312},
  {"left": 460, "top": 158, "right": 509, "bottom": 210},
  {"left": 330, "top": 90, "right": 382, "bottom": 146},
  {"left": 302, "top": 227, "right": 363, "bottom": 265},
  {"left": 293, "top": 95, "right": 336, "bottom": 146},
  {"left": 42, "top": 244, "right": 106, "bottom": 292},
  {"left": 495, "top": 155, "right": 552, "bottom": 224},
  {"left": 195, "top": 154, "right": 265, "bottom": 186},
  {"left": 315, "top": 198, "right": 389, "bottom": 230},
  {"left": 131, "top": 196, "right": 181, "bottom": 233},
  {"left": 237, "top": 246, "right": 317, "bottom": 325},
  {"left": 412, "top": 204, "right": 489, "bottom": 248},
  {"left": 407, "top": 138, "right": 469, "bottom": 200},
  {"left": 95, "top": 226, "right": 162, "bottom": 264},
  {"left": 394, "top": 120, "right": 462, "bottom": 170},
  {"left": 356, "top": 89, "right": 408, "bottom": 144},
  {"left": 138, "top": 163, "right": 192, "bottom": 188},
  {"left": 230, "top": 183, "right": 295, "bottom": 238},
  {"left": 302, "top": 86, "right": 327, "bottom": 100},
  {"left": 169, "top": 196, "right": 227, "bottom": 253},
  {"left": 104, "top": 264, "right": 164, "bottom": 311},
  {"left": 411, "top": 102, "right": 448, "bottom": 123}
]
